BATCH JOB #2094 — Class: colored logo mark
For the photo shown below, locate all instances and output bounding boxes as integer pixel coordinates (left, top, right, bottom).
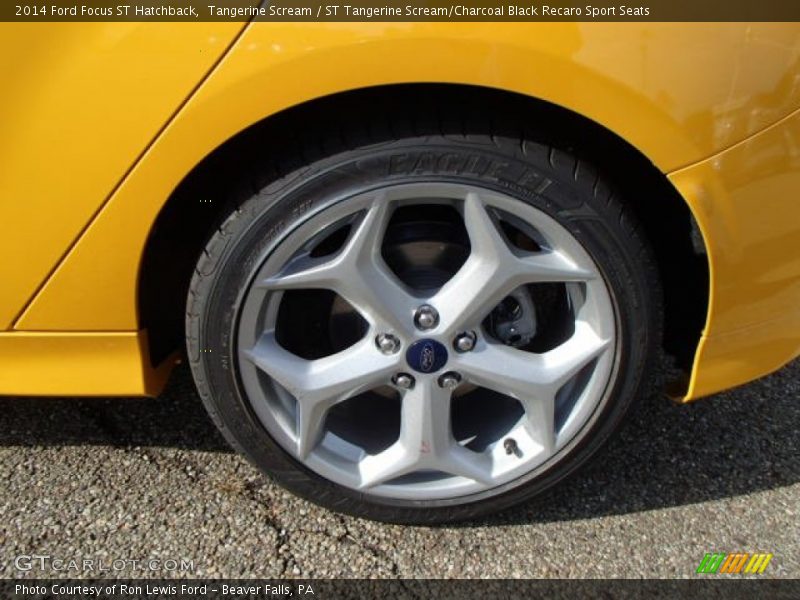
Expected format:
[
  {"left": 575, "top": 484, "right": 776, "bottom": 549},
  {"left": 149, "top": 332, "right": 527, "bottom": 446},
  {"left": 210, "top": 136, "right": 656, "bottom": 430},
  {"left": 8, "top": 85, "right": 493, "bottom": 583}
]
[
  {"left": 696, "top": 552, "right": 773, "bottom": 574},
  {"left": 406, "top": 339, "right": 448, "bottom": 374}
]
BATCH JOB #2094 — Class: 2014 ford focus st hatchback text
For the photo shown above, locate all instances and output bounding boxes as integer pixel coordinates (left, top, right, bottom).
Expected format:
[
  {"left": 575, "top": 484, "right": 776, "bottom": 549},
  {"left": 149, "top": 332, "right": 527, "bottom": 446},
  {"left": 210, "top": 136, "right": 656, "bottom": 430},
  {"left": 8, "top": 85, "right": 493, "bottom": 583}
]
[{"left": 2, "top": 23, "right": 799, "bottom": 523}]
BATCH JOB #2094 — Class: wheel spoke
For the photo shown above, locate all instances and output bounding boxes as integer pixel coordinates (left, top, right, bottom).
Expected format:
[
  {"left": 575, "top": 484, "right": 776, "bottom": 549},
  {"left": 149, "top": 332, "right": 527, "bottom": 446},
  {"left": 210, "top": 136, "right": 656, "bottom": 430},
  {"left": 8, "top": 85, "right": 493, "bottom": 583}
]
[
  {"left": 456, "top": 321, "right": 611, "bottom": 448},
  {"left": 432, "top": 194, "right": 516, "bottom": 334},
  {"left": 520, "top": 395, "right": 557, "bottom": 454},
  {"left": 244, "top": 333, "right": 398, "bottom": 458},
  {"left": 258, "top": 198, "right": 417, "bottom": 334},
  {"left": 458, "top": 321, "right": 610, "bottom": 400},
  {"left": 517, "top": 250, "right": 596, "bottom": 283},
  {"left": 435, "top": 193, "right": 593, "bottom": 335},
  {"left": 358, "top": 380, "right": 493, "bottom": 488}
]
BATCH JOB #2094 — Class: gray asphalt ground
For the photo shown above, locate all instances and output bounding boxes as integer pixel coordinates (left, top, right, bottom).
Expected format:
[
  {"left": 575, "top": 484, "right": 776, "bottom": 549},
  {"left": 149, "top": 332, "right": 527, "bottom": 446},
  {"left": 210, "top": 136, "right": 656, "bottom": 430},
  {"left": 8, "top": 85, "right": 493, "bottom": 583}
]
[{"left": 0, "top": 360, "right": 797, "bottom": 579}]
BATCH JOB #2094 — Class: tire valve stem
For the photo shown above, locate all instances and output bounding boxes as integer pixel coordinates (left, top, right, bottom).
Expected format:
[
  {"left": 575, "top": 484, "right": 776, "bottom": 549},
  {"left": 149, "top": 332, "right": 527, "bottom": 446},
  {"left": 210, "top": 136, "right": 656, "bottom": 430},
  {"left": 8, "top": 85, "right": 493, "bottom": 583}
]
[{"left": 504, "top": 438, "right": 520, "bottom": 457}]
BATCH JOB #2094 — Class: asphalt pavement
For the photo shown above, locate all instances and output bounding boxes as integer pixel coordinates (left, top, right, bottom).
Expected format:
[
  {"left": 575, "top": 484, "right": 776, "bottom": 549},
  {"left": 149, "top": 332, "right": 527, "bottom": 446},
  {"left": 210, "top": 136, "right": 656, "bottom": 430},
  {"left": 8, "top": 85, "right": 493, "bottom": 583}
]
[{"left": 0, "top": 360, "right": 797, "bottom": 579}]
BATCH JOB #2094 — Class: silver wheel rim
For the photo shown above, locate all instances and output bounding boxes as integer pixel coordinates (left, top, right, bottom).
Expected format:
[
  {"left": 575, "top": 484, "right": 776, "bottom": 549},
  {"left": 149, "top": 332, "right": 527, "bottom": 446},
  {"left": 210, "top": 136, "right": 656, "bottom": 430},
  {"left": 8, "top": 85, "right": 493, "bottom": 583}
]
[{"left": 237, "top": 182, "right": 616, "bottom": 501}]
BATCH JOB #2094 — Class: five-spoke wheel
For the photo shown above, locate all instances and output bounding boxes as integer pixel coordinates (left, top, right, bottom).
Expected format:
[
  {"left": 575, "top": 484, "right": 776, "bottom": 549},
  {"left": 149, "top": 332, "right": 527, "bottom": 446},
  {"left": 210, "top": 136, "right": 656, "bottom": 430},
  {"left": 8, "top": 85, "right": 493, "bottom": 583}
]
[
  {"left": 188, "top": 132, "right": 659, "bottom": 522},
  {"left": 237, "top": 184, "right": 615, "bottom": 499}
]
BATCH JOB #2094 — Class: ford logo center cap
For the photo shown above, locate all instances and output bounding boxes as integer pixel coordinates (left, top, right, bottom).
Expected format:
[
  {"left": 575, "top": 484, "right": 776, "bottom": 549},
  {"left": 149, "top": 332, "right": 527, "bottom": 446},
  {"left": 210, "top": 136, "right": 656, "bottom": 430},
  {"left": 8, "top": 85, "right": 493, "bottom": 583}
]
[{"left": 406, "top": 339, "right": 448, "bottom": 374}]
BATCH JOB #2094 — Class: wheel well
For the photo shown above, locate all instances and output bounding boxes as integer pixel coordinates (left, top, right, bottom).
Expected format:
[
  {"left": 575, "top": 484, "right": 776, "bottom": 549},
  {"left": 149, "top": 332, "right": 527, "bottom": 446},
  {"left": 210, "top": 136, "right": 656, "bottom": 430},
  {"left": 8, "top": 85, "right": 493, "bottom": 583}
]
[{"left": 139, "top": 84, "right": 708, "bottom": 386}]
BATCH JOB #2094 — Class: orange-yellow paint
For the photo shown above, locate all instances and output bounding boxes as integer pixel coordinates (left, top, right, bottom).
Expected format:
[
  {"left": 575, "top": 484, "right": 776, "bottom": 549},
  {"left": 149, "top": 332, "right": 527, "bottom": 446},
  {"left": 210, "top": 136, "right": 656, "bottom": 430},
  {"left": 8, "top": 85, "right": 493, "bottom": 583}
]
[
  {"left": 671, "top": 108, "right": 800, "bottom": 399},
  {"left": 0, "top": 22, "right": 246, "bottom": 330},
  {"left": 2, "top": 22, "right": 800, "bottom": 398},
  {"left": 0, "top": 332, "right": 175, "bottom": 396}
]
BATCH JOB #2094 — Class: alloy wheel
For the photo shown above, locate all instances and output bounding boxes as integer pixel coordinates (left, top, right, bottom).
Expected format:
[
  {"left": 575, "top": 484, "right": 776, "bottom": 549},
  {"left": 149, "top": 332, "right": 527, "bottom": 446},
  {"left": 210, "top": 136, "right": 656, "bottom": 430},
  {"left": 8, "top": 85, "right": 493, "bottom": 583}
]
[{"left": 236, "top": 182, "right": 616, "bottom": 501}]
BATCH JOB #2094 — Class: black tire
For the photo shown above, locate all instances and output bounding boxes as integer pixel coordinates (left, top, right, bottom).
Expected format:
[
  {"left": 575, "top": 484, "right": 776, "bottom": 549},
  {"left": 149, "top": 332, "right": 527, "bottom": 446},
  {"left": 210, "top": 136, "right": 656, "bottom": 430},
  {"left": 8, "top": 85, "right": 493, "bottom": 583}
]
[{"left": 186, "top": 129, "right": 663, "bottom": 524}]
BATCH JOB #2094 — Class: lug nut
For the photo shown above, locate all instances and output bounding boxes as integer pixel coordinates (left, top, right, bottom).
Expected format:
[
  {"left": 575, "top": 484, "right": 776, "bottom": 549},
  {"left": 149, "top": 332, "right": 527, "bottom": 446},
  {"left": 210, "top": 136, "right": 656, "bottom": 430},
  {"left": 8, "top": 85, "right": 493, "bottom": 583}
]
[
  {"left": 438, "top": 371, "right": 462, "bottom": 390},
  {"left": 392, "top": 373, "right": 415, "bottom": 389},
  {"left": 453, "top": 331, "right": 477, "bottom": 353},
  {"left": 414, "top": 304, "right": 439, "bottom": 331},
  {"left": 375, "top": 333, "right": 400, "bottom": 354}
]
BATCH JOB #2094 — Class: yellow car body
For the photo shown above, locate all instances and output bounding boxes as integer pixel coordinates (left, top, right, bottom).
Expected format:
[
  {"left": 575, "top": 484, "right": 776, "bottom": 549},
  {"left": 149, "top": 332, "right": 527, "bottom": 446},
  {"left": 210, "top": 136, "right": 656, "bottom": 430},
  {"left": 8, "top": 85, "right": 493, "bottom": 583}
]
[{"left": 1, "top": 22, "right": 799, "bottom": 401}]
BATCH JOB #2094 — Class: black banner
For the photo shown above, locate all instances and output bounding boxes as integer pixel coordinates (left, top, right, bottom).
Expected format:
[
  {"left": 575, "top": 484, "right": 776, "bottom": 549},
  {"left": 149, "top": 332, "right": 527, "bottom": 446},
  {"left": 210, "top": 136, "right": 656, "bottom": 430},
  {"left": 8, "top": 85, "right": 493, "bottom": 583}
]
[
  {"left": 4, "top": 0, "right": 800, "bottom": 21},
  {"left": 1, "top": 579, "right": 799, "bottom": 599}
]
